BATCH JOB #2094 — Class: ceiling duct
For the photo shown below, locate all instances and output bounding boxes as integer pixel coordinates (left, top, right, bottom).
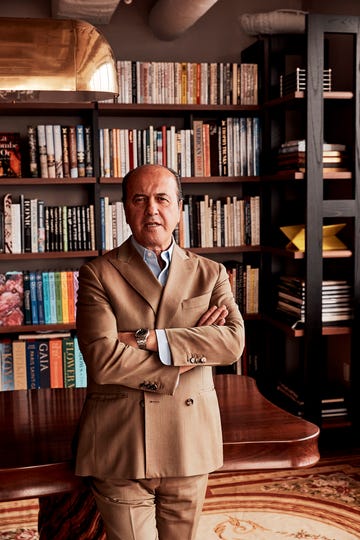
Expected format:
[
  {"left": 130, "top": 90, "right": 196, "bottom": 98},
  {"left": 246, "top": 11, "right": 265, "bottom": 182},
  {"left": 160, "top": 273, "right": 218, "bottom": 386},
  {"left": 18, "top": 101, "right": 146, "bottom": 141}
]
[
  {"left": 0, "top": 17, "right": 118, "bottom": 102},
  {"left": 149, "top": 0, "right": 219, "bottom": 41},
  {"left": 52, "top": 0, "right": 122, "bottom": 25}
]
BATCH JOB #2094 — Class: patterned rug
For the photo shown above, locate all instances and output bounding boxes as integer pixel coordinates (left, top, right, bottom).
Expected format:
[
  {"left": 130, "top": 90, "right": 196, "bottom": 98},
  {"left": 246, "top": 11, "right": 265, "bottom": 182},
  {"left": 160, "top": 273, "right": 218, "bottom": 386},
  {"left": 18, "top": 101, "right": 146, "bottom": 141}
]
[{"left": 1, "top": 456, "right": 360, "bottom": 539}]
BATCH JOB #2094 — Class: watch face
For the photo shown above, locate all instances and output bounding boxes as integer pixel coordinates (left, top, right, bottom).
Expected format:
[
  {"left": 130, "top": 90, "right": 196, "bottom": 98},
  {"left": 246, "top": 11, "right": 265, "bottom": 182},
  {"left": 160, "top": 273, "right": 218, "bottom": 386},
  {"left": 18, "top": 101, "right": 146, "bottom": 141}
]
[{"left": 136, "top": 328, "right": 148, "bottom": 339}]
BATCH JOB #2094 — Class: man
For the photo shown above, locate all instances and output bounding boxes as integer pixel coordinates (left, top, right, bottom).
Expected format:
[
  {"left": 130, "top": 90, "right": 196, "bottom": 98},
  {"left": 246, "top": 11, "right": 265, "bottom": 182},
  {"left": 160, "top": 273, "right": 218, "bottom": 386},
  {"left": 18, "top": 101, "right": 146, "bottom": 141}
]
[{"left": 75, "top": 164, "right": 245, "bottom": 540}]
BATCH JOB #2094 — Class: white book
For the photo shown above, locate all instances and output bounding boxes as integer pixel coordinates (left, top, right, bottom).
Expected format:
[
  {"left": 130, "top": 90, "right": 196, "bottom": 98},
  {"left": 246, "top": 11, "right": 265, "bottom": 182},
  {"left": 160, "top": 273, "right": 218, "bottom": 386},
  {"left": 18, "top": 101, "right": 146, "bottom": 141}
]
[
  {"left": 45, "top": 124, "right": 56, "bottom": 178},
  {"left": 30, "top": 198, "right": 38, "bottom": 253},
  {"left": 37, "top": 125, "right": 48, "bottom": 178},
  {"left": 53, "top": 124, "right": 64, "bottom": 178},
  {"left": 11, "top": 203, "right": 21, "bottom": 254}
]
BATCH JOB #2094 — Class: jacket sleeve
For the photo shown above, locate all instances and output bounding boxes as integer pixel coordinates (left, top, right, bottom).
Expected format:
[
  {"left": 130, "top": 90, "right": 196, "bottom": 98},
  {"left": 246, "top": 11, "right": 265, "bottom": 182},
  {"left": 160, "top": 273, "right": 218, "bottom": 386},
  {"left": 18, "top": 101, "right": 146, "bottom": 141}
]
[
  {"left": 165, "top": 264, "right": 245, "bottom": 367},
  {"left": 76, "top": 262, "right": 180, "bottom": 395}
]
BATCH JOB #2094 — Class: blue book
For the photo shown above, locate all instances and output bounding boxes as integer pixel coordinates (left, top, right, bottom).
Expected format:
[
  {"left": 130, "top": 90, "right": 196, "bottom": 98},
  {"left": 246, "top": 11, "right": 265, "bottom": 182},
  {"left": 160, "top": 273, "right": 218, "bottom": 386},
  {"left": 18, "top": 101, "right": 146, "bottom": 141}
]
[
  {"left": 48, "top": 271, "right": 57, "bottom": 323},
  {"left": 38, "top": 339, "right": 50, "bottom": 388},
  {"left": 36, "top": 270, "right": 45, "bottom": 324},
  {"left": 26, "top": 340, "right": 40, "bottom": 389},
  {"left": 74, "top": 336, "right": 87, "bottom": 388},
  {"left": 76, "top": 124, "right": 86, "bottom": 177},
  {"left": 0, "top": 338, "right": 14, "bottom": 391},
  {"left": 42, "top": 271, "right": 51, "bottom": 324},
  {"left": 29, "top": 271, "right": 39, "bottom": 325}
]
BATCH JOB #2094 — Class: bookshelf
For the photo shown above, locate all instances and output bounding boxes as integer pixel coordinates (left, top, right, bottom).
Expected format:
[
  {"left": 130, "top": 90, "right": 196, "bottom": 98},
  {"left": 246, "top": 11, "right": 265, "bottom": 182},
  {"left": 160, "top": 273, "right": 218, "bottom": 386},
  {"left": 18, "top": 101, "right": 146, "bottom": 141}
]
[
  {"left": 241, "top": 14, "right": 360, "bottom": 433},
  {"left": 0, "top": 63, "right": 263, "bottom": 389}
]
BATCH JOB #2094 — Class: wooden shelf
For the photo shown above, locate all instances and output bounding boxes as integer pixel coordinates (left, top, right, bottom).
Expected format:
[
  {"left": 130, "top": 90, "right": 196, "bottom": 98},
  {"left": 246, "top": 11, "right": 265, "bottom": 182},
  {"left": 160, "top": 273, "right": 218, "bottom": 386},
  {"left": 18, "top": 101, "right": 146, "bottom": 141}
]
[
  {"left": 262, "top": 171, "right": 352, "bottom": 181},
  {"left": 262, "top": 246, "right": 353, "bottom": 259},
  {"left": 0, "top": 177, "right": 96, "bottom": 186},
  {"left": 265, "top": 90, "right": 354, "bottom": 108},
  {"left": 0, "top": 250, "right": 97, "bottom": 261},
  {"left": 0, "top": 323, "right": 76, "bottom": 335},
  {"left": 100, "top": 176, "right": 261, "bottom": 184},
  {"left": 97, "top": 103, "right": 260, "bottom": 115},
  {"left": 263, "top": 314, "right": 352, "bottom": 338}
]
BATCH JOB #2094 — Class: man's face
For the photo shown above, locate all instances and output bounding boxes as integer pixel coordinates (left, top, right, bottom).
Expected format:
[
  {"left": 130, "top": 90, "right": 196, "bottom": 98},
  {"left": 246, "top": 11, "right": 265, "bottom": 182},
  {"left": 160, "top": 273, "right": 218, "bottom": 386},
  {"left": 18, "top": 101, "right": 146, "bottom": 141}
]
[{"left": 124, "top": 165, "right": 182, "bottom": 252}]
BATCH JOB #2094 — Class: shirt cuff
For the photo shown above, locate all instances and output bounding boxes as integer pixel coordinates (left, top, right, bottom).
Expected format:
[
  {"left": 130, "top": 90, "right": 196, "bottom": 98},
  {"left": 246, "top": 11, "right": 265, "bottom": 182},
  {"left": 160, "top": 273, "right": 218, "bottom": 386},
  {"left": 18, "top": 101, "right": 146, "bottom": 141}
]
[{"left": 155, "top": 329, "right": 172, "bottom": 365}]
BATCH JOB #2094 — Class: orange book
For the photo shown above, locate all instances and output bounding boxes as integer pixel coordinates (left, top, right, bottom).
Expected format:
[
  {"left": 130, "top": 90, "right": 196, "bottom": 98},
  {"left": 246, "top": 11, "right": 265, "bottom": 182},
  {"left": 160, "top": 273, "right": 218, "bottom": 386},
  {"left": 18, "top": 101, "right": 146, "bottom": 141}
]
[
  {"left": 66, "top": 270, "right": 75, "bottom": 323},
  {"left": 49, "top": 338, "right": 64, "bottom": 388}
]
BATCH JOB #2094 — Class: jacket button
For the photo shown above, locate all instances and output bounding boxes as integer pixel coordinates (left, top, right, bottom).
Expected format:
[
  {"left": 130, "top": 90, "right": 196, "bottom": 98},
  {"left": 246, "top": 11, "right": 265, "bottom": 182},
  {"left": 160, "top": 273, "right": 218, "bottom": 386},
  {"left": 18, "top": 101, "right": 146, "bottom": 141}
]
[
  {"left": 185, "top": 398, "right": 194, "bottom": 406},
  {"left": 200, "top": 356, "right": 206, "bottom": 363},
  {"left": 140, "top": 400, "right": 145, "bottom": 407}
]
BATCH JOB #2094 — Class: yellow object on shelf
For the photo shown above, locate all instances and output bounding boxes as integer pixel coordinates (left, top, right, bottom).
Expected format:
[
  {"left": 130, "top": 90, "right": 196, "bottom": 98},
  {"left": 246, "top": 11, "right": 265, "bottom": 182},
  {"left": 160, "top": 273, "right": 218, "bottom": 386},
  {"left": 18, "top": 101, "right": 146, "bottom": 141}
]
[{"left": 280, "top": 224, "right": 347, "bottom": 251}]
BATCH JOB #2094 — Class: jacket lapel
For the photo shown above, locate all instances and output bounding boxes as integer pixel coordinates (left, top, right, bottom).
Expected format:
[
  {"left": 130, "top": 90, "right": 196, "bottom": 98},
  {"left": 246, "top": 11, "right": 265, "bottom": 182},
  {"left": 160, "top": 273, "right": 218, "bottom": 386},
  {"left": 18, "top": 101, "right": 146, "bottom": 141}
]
[
  {"left": 156, "top": 244, "right": 198, "bottom": 328},
  {"left": 107, "top": 239, "right": 163, "bottom": 314}
]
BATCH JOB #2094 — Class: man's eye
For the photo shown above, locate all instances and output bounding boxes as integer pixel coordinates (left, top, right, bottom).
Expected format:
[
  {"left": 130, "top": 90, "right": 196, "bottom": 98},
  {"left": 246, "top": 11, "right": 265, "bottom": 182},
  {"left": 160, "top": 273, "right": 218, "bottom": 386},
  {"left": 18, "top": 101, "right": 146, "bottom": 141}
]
[
  {"left": 157, "top": 197, "right": 170, "bottom": 204},
  {"left": 133, "top": 196, "right": 146, "bottom": 204}
]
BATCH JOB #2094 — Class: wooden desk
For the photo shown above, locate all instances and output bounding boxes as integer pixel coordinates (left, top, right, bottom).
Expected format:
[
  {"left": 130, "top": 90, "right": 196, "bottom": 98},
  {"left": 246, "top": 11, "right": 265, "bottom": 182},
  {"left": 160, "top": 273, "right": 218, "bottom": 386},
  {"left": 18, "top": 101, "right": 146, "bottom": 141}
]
[{"left": 0, "top": 375, "right": 320, "bottom": 502}]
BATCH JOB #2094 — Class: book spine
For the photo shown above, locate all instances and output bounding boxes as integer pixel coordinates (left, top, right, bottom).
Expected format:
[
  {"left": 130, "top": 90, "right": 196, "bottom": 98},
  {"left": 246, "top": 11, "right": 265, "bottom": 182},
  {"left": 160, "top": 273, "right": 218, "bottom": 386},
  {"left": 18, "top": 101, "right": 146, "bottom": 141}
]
[
  {"left": 84, "top": 126, "right": 94, "bottom": 177},
  {"left": 49, "top": 338, "right": 64, "bottom": 388},
  {"left": 29, "top": 270, "right": 39, "bottom": 325},
  {"left": 0, "top": 339, "right": 14, "bottom": 391},
  {"left": 76, "top": 124, "right": 86, "bottom": 177},
  {"left": 62, "top": 336, "right": 76, "bottom": 388},
  {"left": 42, "top": 271, "right": 51, "bottom": 324},
  {"left": 54, "top": 271, "right": 63, "bottom": 323},
  {"left": 61, "top": 126, "right": 70, "bottom": 178},
  {"left": 27, "top": 125, "right": 39, "bottom": 178},
  {"left": 68, "top": 126, "right": 78, "bottom": 178},
  {"left": 37, "top": 199, "right": 45, "bottom": 253},
  {"left": 23, "top": 270, "right": 32, "bottom": 325},
  {"left": 26, "top": 340, "right": 40, "bottom": 389},
  {"left": 74, "top": 336, "right": 87, "bottom": 387},
  {"left": 35, "top": 270, "right": 45, "bottom": 324},
  {"left": 37, "top": 125, "right": 48, "bottom": 177},
  {"left": 3, "top": 192, "right": 12, "bottom": 253},
  {"left": 48, "top": 271, "right": 57, "bottom": 323},
  {"left": 38, "top": 339, "right": 50, "bottom": 388},
  {"left": 12, "top": 340, "right": 27, "bottom": 390},
  {"left": 45, "top": 124, "right": 56, "bottom": 178},
  {"left": 53, "top": 124, "right": 64, "bottom": 178}
]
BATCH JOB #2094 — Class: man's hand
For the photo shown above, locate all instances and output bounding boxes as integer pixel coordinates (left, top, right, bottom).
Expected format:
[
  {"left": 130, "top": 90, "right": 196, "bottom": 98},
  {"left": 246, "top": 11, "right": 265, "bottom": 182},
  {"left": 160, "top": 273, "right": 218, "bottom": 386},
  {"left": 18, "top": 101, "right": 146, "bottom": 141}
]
[
  {"left": 179, "top": 305, "right": 228, "bottom": 374},
  {"left": 196, "top": 304, "right": 228, "bottom": 327}
]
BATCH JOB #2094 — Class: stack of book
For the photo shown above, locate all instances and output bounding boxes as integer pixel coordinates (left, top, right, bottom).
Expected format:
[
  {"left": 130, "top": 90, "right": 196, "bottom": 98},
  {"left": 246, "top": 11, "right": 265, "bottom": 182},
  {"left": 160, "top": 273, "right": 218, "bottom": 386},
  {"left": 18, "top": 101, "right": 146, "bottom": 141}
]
[
  {"left": 280, "top": 68, "right": 332, "bottom": 96},
  {"left": 276, "top": 275, "right": 353, "bottom": 326},
  {"left": 277, "top": 381, "right": 348, "bottom": 419},
  {"left": 277, "top": 139, "right": 349, "bottom": 173}
]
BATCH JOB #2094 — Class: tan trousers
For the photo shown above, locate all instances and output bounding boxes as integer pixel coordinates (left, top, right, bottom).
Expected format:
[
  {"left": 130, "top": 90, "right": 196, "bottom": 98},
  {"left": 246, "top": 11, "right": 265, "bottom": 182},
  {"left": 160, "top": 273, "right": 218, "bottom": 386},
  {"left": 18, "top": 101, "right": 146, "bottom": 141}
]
[{"left": 90, "top": 474, "right": 208, "bottom": 540}]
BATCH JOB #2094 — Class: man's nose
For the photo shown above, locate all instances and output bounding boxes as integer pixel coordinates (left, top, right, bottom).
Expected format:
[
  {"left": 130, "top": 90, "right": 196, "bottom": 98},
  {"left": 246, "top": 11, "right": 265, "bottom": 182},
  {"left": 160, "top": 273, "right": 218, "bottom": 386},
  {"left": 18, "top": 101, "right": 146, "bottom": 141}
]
[{"left": 146, "top": 199, "right": 159, "bottom": 214}]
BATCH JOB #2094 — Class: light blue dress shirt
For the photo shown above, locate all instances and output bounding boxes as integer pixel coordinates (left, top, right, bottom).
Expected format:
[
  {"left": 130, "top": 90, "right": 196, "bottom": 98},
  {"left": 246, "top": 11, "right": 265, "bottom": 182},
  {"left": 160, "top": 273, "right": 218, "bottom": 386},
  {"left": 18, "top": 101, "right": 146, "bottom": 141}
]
[{"left": 131, "top": 236, "right": 173, "bottom": 365}]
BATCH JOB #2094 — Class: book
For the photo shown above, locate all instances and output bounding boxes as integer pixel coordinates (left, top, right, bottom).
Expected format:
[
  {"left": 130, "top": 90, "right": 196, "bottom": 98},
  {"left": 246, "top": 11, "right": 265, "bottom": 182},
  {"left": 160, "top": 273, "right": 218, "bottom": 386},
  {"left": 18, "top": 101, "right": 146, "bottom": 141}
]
[
  {"left": 25, "top": 340, "right": 40, "bottom": 389},
  {"left": 0, "top": 271, "right": 24, "bottom": 327},
  {"left": 37, "top": 125, "right": 48, "bottom": 177},
  {"left": 23, "top": 270, "right": 32, "bottom": 325},
  {"left": 48, "top": 271, "right": 57, "bottom": 324},
  {"left": 54, "top": 271, "right": 63, "bottom": 323},
  {"left": 12, "top": 340, "right": 27, "bottom": 390},
  {"left": 62, "top": 336, "right": 76, "bottom": 387},
  {"left": 53, "top": 124, "right": 64, "bottom": 178},
  {"left": 35, "top": 270, "right": 45, "bottom": 325},
  {"left": 49, "top": 338, "right": 64, "bottom": 388},
  {"left": 29, "top": 271, "right": 39, "bottom": 325},
  {"left": 27, "top": 126, "right": 39, "bottom": 178},
  {"left": 68, "top": 125, "right": 78, "bottom": 178},
  {"left": 38, "top": 339, "right": 50, "bottom": 388},
  {"left": 0, "top": 338, "right": 14, "bottom": 391},
  {"left": 61, "top": 126, "right": 70, "bottom": 177},
  {"left": 0, "top": 132, "right": 21, "bottom": 177},
  {"left": 45, "top": 124, "right": 56, "bottom": 178},
  {"left": 76, "top": 124, "right": 86, "bottom": 177},
  {"left": 3, "top": 193, "right": 12, "bottom": 253}
]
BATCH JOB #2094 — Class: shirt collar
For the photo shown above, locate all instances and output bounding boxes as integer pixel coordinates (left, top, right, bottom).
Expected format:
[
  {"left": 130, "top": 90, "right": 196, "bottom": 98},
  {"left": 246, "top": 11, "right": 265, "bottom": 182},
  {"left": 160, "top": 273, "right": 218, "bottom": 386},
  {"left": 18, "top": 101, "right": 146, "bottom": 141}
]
[{"left": 131, "top": 235, "right": 175, "bottom": 263}]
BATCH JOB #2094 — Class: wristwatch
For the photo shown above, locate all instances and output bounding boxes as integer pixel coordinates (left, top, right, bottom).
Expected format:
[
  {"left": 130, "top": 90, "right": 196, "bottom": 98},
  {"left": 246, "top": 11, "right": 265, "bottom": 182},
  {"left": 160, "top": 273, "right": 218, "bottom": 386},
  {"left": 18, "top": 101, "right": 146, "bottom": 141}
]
[{"left": 135, "top": 328, "right": 150, "bottom": 349}]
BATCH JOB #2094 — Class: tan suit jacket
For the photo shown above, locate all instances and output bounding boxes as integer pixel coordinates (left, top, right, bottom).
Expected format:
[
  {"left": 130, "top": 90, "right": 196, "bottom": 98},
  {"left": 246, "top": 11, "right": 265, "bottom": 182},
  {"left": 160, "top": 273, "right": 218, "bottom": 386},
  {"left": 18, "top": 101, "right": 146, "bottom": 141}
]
[{"left": 75, "top": 238, "right": 245, "bottom": 480}]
